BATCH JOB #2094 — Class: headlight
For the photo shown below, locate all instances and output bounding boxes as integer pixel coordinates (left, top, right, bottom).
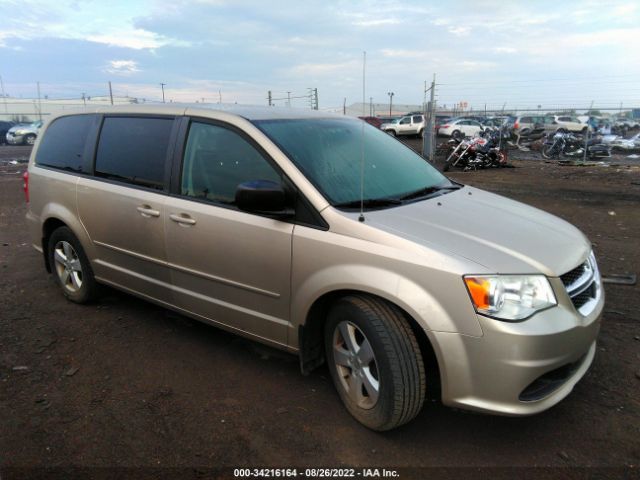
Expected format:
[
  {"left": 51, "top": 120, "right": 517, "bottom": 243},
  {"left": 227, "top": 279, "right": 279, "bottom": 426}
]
[
  {"left": 14, "top": 130, "right": 28, "bottom": 135},
  {"left": 463, "top": 275, "right": 557, "bottom": 321}
]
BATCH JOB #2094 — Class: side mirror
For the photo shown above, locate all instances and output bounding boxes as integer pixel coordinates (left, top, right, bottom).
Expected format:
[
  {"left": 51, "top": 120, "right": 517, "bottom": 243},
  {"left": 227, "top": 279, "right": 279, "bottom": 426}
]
[{"left": 235, "top": 180, "right": 292, "bottom": 216}]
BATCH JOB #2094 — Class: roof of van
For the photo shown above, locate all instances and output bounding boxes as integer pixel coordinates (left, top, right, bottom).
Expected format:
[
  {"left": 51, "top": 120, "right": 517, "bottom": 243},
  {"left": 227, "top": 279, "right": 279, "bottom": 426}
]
[{"left": 54, "top": 103, "right": 343, "bottom": 121}]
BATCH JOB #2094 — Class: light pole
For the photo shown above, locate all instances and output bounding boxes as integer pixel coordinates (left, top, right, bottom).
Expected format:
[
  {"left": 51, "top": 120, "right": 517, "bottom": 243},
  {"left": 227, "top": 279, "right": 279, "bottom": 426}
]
[
  {"left": 387, "top": 92, "right": 394, "bottom": 116},
  {"left": 160, "top": 83, "right": 166, "bottom": 103}
]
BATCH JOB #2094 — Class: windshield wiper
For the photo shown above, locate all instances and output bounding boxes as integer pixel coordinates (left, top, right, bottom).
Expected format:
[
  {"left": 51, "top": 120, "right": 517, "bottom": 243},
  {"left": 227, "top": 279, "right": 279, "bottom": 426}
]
[
  {"left": 397, "top": 184, "right": 461, "bottom": 202},
  {"left": 334, "top": 197, "right": 403, "bottom": 209}
]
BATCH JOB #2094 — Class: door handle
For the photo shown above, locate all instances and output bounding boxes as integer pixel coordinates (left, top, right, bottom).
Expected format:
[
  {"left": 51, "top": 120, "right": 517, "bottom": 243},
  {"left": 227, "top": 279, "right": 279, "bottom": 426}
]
[
  {"left": 169, "top": 213, "right": 197, "bottom": 226},
  {"left": 137, "top": 205, "right": 160, "bottom": 218}
]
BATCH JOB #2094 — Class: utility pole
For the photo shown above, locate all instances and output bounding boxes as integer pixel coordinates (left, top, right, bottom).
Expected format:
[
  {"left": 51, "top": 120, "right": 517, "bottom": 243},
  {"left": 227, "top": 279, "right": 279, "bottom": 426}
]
[
  {"left": 160, "top": 83, "right": 166, "bottom": 103},
  {"left": 313, "top": 88, "right": 318, "bottom": 110},
  {"left": 422, "top": 74, "right": 436, "bottom": 161},
  {"left": 81, "top": 92, "right": 86, "bottom": 106},
  {"left": 343, "top": 98, "right": 346, "bottom": 115},
  {"left": 0, "top": 75, "right": 7, "bottom": 113},
  {"left": 218, "top": 89, "right": 222, "bottom": 103},
  {"left": 37, "top": 81, "right": 42, "bottom": 120},
  {"left": 268, "top": 90, "right": 272, "bottom": 106},
  {"left": 287, "top": 91, "right": 291, "bottom": 107},
  {"left": 387, "top": 91, "right": 394, "bottom": 116},
  {"left": 108, "top": 81, "right": 114, "bottom": 105},
  {"left": 369, "top": 97, "right": 373, "bottom": 116}
]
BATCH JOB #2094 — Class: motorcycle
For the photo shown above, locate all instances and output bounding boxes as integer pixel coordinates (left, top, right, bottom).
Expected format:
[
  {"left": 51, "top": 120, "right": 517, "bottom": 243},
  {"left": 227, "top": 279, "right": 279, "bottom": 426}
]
[
  {"left": 443, "top": 128, "right": 508, "bottom": 171},
  {"left": 541, "top": 132, "right": 611, "bottom": 160}
]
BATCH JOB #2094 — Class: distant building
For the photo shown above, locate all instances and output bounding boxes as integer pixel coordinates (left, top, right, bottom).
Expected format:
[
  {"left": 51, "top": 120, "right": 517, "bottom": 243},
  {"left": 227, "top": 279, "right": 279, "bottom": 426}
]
[{"left": 0, "top": 96, "right": 143, "bottom": 122}]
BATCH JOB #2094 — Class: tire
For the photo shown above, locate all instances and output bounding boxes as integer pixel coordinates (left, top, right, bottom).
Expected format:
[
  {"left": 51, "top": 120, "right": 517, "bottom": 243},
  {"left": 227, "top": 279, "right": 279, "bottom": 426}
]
[
  {"left": 451, "top": 130, "right": 462, "bottom": 140},
  {"left": 418, "top": 128, "right": 424, "bottom": 138},
  {"left": 541, "top": 144, "right": 555, "bottom": 159},
  {"left": 324, "top": 295, "right": 426, "bottom": 431},
  {"left": 385, "top": 129, "right": 397, "bottom": 137},
  {"left": 24, "top": 134, "right": 36, "bottom": 146},
  {"left": 48, "top": 226, "right": 97, "bottom": 303}
]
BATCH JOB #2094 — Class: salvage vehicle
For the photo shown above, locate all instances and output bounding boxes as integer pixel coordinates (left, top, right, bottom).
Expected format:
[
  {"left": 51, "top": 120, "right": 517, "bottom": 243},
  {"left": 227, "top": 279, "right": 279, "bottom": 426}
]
[
  {"left": 381, "top": 114, "right": 425, "bottom": 137},
  {"left": 437, "top": 118, "right": 484, "bottom": 139},
  {"left": 553, "top": 115, "right": 588, "bottom": 134},
  {"left": 25, "top": 105, "right": 603, "bottom": 431},
  {"left": 0, "top": 120, "right": 16, "bottom": 145},
  {"left": 6, "top": 120, "right": 43, "bottom": 145}
]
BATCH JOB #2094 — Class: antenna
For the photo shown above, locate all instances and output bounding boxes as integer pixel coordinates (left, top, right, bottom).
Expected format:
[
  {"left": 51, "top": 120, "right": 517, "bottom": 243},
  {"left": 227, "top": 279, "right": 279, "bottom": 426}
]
[{"left": 359, "top": 51, "right": 366, "bottom": 223}]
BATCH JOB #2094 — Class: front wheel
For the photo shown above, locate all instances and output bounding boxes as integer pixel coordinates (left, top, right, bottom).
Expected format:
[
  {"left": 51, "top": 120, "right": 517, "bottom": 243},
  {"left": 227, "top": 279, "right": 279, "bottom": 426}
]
[
  {"left": 541, "top": 144, "right": 556, "bottom": 159},
  {"left": 385, "top": 129, "right": 397, "bottom": 137},
  {"left": 48, "top": 226, "right": 97, "bottom": 303},
  {"left": 451, "top": 130, "right": 462, "bottom": 140},
  {"left": 324, "top": 295, "right": 426, "bottom": 431},
  {"left": 24, "top": 134, "right": 36, "bottom": 146}
]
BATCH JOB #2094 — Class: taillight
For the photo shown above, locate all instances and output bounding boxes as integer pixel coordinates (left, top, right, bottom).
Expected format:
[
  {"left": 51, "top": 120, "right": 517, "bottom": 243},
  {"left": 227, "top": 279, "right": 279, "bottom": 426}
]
[
  {"left": 514, "top": 122, "right": 520, "bottom": 130},
  {"left": 22, "top": 170, "right": 29, "bottom": 203},
  {"left": 441, "top": 124, "right": 450, "bottom": 129}
]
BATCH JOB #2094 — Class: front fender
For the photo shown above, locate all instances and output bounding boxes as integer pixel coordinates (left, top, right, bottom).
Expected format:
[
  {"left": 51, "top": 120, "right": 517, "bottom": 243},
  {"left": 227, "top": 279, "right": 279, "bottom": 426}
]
[{"left": 291, "top": 263, "right": 483, "bottom": 344}]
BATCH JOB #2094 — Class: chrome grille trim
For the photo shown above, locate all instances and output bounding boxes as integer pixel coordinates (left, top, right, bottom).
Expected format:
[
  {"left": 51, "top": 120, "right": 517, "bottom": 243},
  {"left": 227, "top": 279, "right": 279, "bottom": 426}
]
[{"left": 560, "top": 252, "right": 602, "bottom": 317}]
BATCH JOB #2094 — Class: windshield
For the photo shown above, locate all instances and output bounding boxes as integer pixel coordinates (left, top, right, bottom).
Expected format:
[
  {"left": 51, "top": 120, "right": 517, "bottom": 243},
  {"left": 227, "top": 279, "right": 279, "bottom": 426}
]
[{"left": 254, "top": 117, "right": 451, "bottom": 208}]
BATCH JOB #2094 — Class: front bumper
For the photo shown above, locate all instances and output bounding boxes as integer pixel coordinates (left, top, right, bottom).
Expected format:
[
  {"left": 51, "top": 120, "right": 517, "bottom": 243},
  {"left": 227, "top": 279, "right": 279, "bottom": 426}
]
[
  {"left": 6, "top": 134, "right": 25, "bottom": 145},
  {"left": 433, "top": 277, "right": 603, "bottom": 416}
]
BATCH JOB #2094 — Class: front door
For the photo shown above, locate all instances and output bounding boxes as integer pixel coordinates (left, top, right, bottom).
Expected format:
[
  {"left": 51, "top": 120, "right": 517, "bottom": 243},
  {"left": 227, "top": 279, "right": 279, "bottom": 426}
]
[{"left": 164, "top": 120, "right": 293, "bottom": 346}]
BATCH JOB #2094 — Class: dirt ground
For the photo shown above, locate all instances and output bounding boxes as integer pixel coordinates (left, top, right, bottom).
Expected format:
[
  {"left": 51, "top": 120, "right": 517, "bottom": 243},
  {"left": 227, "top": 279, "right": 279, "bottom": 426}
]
[{"left": 1, "top": 143, "right": 639, "bottom": 479}]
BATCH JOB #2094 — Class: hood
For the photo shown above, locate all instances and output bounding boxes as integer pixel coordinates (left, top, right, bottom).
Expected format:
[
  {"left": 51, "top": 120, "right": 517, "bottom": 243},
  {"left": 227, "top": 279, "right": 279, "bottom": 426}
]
[
  {"left": 362, "top": 186, "right": 590, "bottom": 276},
  {"left": 9, "top": 124, "right": 37, "bottom": 134}
]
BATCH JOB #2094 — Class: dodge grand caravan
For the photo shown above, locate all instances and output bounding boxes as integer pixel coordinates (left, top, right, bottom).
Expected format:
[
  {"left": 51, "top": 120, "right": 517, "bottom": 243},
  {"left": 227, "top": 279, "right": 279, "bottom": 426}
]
[{"left": 26, "top": 105, "right": 603, "bottom": 431}]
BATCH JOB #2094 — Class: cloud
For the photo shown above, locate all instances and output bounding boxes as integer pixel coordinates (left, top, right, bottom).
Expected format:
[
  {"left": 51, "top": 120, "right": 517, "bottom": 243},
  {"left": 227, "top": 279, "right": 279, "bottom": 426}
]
[
  {"left": 104, "top": 60, "right": 140, "bottom": 76},
  {"left": 380, "top": 49, "right": 428, "bottom": 59},
  {"left": 352, "top": 18, "right": 401, "bottom": 27},
  {"left": 448, "top": 26, "right": 470, "bottom": 36},
  {"left": 494, "top": 47, "right": 517, "bottom": 54},
  {"left": 87, "top": 29, "right": 188, "bottom": 50}
]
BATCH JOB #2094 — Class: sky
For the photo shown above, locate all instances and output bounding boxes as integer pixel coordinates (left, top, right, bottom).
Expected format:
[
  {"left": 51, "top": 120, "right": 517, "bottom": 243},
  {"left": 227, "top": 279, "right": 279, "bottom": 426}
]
[{"left": 1, "top": 0, "right": 639, "bottom": 112}]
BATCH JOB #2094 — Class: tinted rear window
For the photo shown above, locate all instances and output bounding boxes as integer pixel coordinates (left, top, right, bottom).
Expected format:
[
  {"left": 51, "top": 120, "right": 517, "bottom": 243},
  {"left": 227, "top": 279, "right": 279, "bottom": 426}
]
[
  {"left": 35, "top": 115, "right": 94, "bottom": 172},
  {"left": 95, "top": 117, "right": 173, "bottom": 190}
]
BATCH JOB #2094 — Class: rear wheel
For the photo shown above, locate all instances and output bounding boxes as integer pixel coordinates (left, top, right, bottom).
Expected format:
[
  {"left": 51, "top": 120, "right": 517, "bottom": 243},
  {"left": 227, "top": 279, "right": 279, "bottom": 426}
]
[
  {"left": 324, "top": 295, "right": 426, "bottom": 431},
  {"left": 451, "top": 130, "right": 462, "bottom": 140},
  {"left": 48, "top": 227, "right": 97, "bottom": 303}
]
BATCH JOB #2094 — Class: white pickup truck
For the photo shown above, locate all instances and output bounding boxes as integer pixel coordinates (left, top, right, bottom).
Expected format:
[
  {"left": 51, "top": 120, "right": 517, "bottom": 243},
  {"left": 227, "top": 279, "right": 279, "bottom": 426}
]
[{"left": 381, "top": 114, "right": 425, "bottom": 137}]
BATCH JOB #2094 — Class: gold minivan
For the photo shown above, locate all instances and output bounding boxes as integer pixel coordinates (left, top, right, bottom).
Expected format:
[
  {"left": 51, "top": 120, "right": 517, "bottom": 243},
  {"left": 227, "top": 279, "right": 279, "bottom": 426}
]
[{"left": 26, "top": 105, "right": 603, "bottom": 431}]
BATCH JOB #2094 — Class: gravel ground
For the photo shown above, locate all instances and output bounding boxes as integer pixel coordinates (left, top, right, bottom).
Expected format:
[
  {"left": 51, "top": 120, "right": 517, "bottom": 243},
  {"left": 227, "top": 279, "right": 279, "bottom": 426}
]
[{"left": 1, "top": 143, "right": 638, "bottom": 479}]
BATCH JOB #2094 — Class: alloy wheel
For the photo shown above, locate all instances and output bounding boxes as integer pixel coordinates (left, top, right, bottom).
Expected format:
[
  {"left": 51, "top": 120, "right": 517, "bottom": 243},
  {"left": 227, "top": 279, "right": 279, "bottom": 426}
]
[
  {"left": 332, "top": 321, "right": 380, "bottom": 409},
  {"left": 53, "top": 240, "right": 83, "bottom": 293}
]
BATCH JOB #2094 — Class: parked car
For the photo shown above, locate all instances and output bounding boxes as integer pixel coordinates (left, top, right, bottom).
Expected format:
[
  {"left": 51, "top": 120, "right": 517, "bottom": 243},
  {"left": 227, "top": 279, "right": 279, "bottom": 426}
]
[
  {"left": 27, "top": 105, "right": 603, "bottom": 431},
  {"left": 437, "top": 118, "right": 484, "bottom": 139},
  {"left": 0, "top": 120, "right": 16, "bottom": 145},
  {"left": 510, "top": 115, "right": 560, "bottom": 137},
  {"left": 553, "top": 115, "right": 588, "bottom": 133},
  {"left": 358, "top": 116, "right": 384, "bottom": 129},
  {"left": 6, "top": 120, "right": 43, "bottom": 145},
  {"left": 381, "top": 114, "right": 425, "bottom": 137}
]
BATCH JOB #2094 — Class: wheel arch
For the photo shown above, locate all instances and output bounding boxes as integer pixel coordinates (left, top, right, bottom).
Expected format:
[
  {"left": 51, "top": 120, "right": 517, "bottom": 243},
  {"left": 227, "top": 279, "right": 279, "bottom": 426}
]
[{"left": 298, "top": 289, "right": 442, "bottom": 394}]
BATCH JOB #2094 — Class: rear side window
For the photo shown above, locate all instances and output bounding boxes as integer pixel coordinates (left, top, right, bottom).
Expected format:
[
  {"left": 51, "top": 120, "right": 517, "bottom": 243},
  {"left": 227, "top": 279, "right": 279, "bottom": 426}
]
[
  {"left": 95, "top": 117, "right": 173, "bottom": 190},
  {"left": 35, "top": 115, "right": 93, "bottom": 172},
  {"left": 412, "top": 115, "right": 422, "bottom": 123}
]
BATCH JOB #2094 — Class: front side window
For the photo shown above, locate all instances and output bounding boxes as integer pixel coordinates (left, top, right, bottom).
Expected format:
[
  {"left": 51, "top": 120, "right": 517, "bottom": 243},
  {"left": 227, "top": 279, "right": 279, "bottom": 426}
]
[
  {"left": 399, "top": 117, "right": 411, "bottom": 125},
  {"left": 255, "top": 117, "right": 450, "bottom": 207},
  {"left": 95, "top": 117, "right": 173, "bottom": 190},
  {"left": 35, "top": 115, "right": 94, "bottom": 172},
  {"left": 181, "top": 121, "right": 281, "bottom": 205}
]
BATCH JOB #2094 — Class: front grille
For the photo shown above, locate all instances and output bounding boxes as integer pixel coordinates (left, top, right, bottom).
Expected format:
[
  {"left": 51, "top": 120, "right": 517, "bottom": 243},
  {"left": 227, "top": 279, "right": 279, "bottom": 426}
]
[
  {"left": 560, "top": 257, "right": 600, "bottom": 315},
  {"left": 561, "top": 263, "right": 586, "bottom": 287}
]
